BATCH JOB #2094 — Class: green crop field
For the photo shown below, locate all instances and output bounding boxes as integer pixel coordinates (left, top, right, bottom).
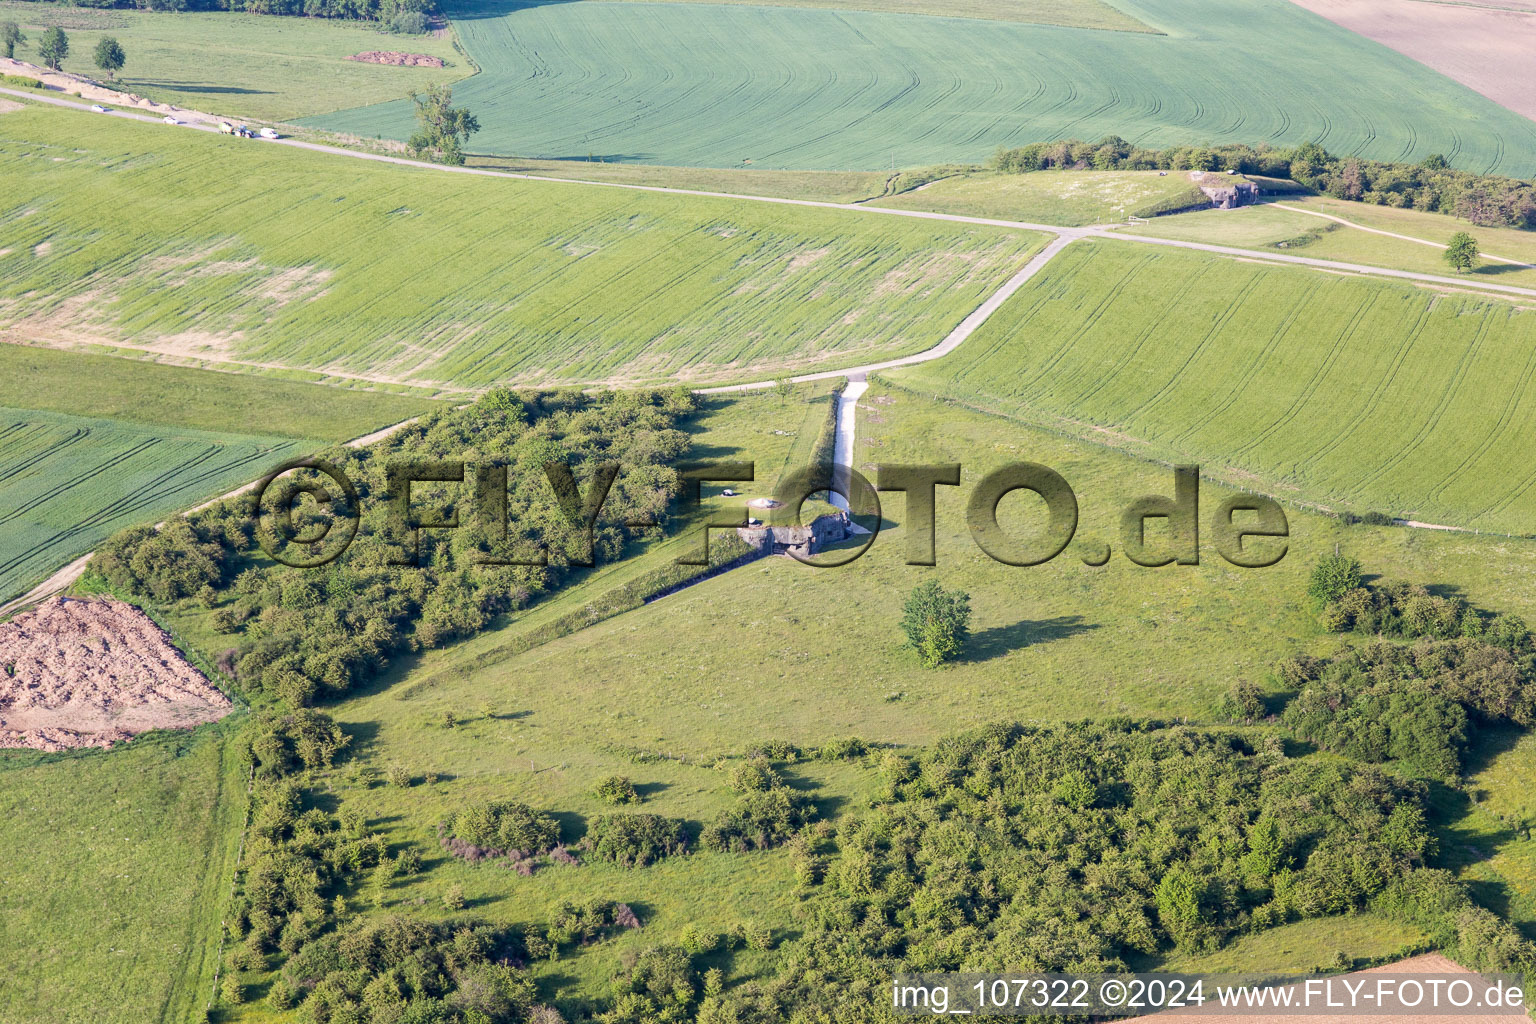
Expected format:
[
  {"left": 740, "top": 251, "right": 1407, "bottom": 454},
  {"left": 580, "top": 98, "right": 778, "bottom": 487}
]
[
  {"left": 301, "top": 0, "right": 1536, "bottom": 174},
  {"left": 892, "top": 240, "right": 1536, "bottom": 534},
  {"left": 0, "top": 725, "right": 246, "bottom": 1024},
  {"left": 0, "top": 406, "right": 300, "bottom": 601},
  {"left": 880, "top": 169, "right": 1208, "bottom": 225},
  {"left": 0, "top": 345, "right": 443, "bottom": 438},
  {"left": 0, "top": 105, "right": 1044, "bottom": 390},
  {"left": 0, "top": 1, "right": 467, "bottom": 123},
  {"left": 564, "top": 0, "right": 1157, "bottom": 30}
]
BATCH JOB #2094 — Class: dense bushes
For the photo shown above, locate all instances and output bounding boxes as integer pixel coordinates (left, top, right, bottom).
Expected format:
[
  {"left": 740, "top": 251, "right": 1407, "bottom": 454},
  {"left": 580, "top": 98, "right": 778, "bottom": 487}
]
[
  {"left": 277, "top": 916, "right": 537, "bottom": 1024},
  {"left": 701, "top": 757, "right": 816, "bottom": 853},
  {"left": 443, "top": 801, "right": 561, "bottom": 859},
  {"left": 989, "top": 136, "right": 1536, "bottom": 229},
  {"left": 248, "top": 708, "right": 349, "bottom": 780},
  {"left": 95, "top": 388, "right": 697, "bottom": 709},
  {"left": 582, "top": 814, "right": 689, "bottom": 867},
  {"left": 692, "top": 720, "right": 1437, "bottom": 1021},
  {"left": 1280, "top": 639, "right": 1535, "bottom": 777}
]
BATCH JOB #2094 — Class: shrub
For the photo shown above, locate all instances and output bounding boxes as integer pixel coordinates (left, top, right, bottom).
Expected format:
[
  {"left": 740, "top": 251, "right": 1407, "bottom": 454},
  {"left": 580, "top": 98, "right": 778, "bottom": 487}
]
[
  {"left": 1308, "top": 554, "right": 1362, "bottom": 606},
  {"left": 728, "top": 758, "right": 780, "bottom": 792},
  {"left": 442, "top": 884, "right": 466, "bottom": 910},
  {"left": 386, "top": 763, "right": 411, "bottom": 788},
  {"left": 385, "top": 9, "right": 429, "bottom": 32},
  {"left": 583, "top": 813, "right": 689, "bottom": 867},
  {"left": 594, "top": 774, "right": 641, "bottom": 805},
  {"left": 1218, "top": 679, "right": 1266, "bottom": 722},
  {"left": 446, "top": 801, "right": 561, "bottom": 857}
]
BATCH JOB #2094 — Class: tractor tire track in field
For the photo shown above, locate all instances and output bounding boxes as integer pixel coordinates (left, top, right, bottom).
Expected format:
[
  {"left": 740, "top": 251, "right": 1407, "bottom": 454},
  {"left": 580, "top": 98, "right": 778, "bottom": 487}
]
[
  {"left": 1230, "top": 289, "right": 1383, "bottom": 462},
  {"left": 1356, "top": 311, "right": 1495, "bottom": 493},
  {"left": 11, "top": 88, "right": 1536, "bottom": 572},
  {"left": 1300, "top": 298, "right": 1432, "bottom": 469},
  {"left": 1421, "top": 313, "right": 1536, "bottom": 510}
]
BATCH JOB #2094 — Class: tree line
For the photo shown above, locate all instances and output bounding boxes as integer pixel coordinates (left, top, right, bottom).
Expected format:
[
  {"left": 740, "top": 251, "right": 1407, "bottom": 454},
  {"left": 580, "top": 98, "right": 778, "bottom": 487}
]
[
  {"left": 6, "top": 0, "right": 433, "bottom": 24},
  {"left": 988, "top": 137, "right": 1536, "bottom": 230},
  {"left": 89, "top": 387, "right": 697, "bottom": 709}
]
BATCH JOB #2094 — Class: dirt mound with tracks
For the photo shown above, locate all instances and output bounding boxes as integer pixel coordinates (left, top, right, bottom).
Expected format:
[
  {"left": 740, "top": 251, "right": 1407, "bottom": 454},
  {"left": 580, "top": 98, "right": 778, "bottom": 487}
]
[
  {"left": 348, "top": 51, "right": 445, "bottom": 67},
  {"left": 0, "top": 597, "right": 231, "bottom": 752}
]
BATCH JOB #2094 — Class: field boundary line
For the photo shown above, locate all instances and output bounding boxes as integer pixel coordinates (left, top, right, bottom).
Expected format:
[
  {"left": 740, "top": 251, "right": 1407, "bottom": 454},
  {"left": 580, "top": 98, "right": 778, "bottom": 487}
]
[
  {"left": 1272, "top": 202, "right": 1536, "bottom": 267},
  {"left": 698, "top": 234, "right": 1081, "bottom": 393},
  {"left": 1106, "top": 232, "right": 1536, "bottom": 298},
  {"left": 0, "top": 417, "right": 425, "bottom": 619},
  {"left": 7, "top": 86, "right": 1535, "bottom": 304}
]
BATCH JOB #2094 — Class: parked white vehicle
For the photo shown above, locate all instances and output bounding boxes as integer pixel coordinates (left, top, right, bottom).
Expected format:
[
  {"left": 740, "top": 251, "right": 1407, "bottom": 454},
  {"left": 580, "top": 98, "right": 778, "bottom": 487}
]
[
  {"left": 163, "top": 115, "right": 181, "bottom": 125},
  {"left": 89, "top": 104, "right": 109, "bottom": 113},
  {"left": 259, "top": 127, "right": 280, "bottom": 140}
]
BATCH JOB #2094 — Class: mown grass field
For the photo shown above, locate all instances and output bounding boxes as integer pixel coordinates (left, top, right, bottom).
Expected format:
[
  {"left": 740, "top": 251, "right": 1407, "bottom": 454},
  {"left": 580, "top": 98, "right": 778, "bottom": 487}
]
[
  {"left": 0, "top": 724, "right": 246, "bottom": 1024},
  {"left": 881, "top": 169, "right": 1207, "bottom": 225},
  {"left": 893, "top": 240, "right": 1536, "bottom": 534},
  {"left": 1121, "top": 199, "right": 1536, "bottom": 290},
  {"left": 302, "top": 0, "right": 1536, "bottom": 173},
  {"left": 0, "top": 406, "right": 300, "bottom": 601},
  {"left": 0, "top": 0, "right": 466, "bottom": 123},
  {"left": 0, "top": 105, "right": 1045, "bottom": 390}
]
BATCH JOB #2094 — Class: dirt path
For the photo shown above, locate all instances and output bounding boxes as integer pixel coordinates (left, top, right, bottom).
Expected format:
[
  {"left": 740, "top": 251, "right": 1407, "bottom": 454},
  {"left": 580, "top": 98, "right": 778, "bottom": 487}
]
[
  {"left": 0, "top": 57, "right": 223, "bottom": 125},
  {"left": 7, "top": 82, "right": 1536, "bottom": 304},
  {"left": 1272, "top": 202, "right": 1535, "bottom": 267},
  {"left": 1, "top": 84, "right": 1525, "bottom": 563}
]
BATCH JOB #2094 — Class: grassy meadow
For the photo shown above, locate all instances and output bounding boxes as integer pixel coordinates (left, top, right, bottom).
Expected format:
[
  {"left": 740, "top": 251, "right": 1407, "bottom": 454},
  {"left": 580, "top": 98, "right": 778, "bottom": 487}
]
[
  {"left": 892, "top": 240, "right": 1536, "bottom": 534},
  {"left": 880, "top": 169, "right": 1207, "bottom": 225},
  {"left": 0, "top": 105, "right": 1045, "bottom": 390},
  {"left": 1121, "top": 199, "right": 1536, "bottom": 290},
  {"left": 303, "top": 0, "right": 1536, "bottom": 173},
  {"left": 139, "top": 381, "right": 1536, "bottom": 1019},
  {"left": 0, "top": 1, "right": 466, "bottom": 123},
  {"left": 0, "top": 724, "right": 246, "bottom": 1024},
  {"left": 447, "top": 380, "right": 1536, "bottom": 739}
]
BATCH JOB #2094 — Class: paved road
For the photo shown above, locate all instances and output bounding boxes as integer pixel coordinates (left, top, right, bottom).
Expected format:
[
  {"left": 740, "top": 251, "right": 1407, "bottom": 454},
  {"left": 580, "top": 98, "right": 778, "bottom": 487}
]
[
  {"left": 1, "top": 83, "right": 1526, "bottom": 611},
  {"left": 698, "top": 233, "right": 1083, "bottom": 393}
]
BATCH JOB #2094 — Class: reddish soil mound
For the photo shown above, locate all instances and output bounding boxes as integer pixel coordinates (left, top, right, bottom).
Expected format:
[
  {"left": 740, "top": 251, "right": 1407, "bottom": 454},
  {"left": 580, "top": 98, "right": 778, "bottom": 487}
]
[
  {"left": 347, "top": 51, "right": 446, "bottom": 67},
  {"left": 0, "top": 597, "right": 232, "bottom": 752}
]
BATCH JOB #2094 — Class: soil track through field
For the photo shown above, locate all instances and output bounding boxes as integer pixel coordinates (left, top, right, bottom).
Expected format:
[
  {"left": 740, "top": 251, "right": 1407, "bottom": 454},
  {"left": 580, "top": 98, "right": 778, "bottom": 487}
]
[{"left": 2, "top": 84, "right": 1532, "bottom": 603}]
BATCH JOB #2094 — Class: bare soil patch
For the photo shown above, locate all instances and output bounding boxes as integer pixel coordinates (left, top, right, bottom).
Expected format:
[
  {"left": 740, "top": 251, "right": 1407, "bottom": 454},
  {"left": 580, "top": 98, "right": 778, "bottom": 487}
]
[
  {"left": 1287, "top": 0, "right": 1536, "bottom": 122},
  {"left": 0, "top": 56, "right": 221, "bottom": 125},
  {"left": 348, "top": 51, "right": 446, "bottom": 68},
  {"left": 0, "top": 597, "right": 231, "bottom": 752}
]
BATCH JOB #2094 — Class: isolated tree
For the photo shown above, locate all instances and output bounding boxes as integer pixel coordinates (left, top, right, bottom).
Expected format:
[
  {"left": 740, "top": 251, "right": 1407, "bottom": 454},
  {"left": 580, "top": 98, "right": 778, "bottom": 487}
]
[
  {"left": 900, "top": 580, "right": 971, "bottom": 668},
  {"left": 1, "top": 22, "right": 25, "bottom": 60},
  {"left": 774, "top": 378, "right": 792, "bottom": 404},
  {"left": 1307, "top": 552, "right": 1361, "bottom": 606},
  {"left": 406, "top": 83, "right": 479, "bottom": 166},
  {"left": 93, "top": 36, "right": 125, "bottom": 80},
  {"left": 1444, "top": 231, "right": 1479, "bottom": 273},
  {"left": 37, "top": 26, "right": 67, "bottom": 71}
]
